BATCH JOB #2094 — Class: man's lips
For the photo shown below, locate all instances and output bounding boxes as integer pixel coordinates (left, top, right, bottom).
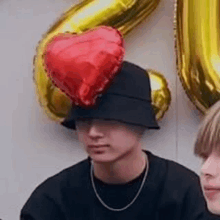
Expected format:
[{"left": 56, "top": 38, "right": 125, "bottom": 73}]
[
  {"left": 203, "top": 185, "right": 220, "bottom": 199},
  {"left": 204, "top": 186, "right": 220, "bottom": 190},
  {"left": 88, "top": 144, "right": 109, "bottom": 148}
]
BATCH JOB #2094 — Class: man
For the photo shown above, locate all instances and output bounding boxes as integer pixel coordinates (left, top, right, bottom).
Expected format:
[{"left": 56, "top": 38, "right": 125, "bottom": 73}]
[
  {"left": 20, "top": 26, "right": 219, "bottom": 219},
  {"left": 194, "top": 100, "right": 220, "bottom": 216}
]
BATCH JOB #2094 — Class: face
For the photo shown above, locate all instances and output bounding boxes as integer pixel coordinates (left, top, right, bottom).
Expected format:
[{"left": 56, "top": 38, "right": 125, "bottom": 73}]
[
  {"left": 75, "top": 118, "right": 144, "bottom": 163},
  {"left": 200, "top": 150, "right": 220, "bottom": 215}
]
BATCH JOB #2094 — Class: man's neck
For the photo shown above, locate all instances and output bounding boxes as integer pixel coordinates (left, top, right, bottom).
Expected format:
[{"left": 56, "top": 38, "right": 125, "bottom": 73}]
[{"left": 92, "top": 150, "right": 147, "bottom": 184}]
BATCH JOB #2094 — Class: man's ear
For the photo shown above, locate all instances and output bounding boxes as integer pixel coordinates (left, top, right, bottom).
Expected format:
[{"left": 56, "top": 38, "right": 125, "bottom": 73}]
[
  {"left": 74, "top": 128, "right": 78, "bottom": 136},
  {"left": 139, "top": 128, "right": 146, "bottom": 138},
  {"left": 129, "top": 124, "right": 146, "bottom": 137},
  {"left": 141, "top": 128, "right": 146, "bottom": 136}
]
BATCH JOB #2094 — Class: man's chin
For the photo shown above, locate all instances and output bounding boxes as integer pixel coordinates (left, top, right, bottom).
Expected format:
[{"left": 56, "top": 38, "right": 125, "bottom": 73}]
[
  {"left": 207, "top": 201, "right": 220, "bottom": 216},
  {"left": 89, "top": 154, "right": 114, "bottom": 164}
]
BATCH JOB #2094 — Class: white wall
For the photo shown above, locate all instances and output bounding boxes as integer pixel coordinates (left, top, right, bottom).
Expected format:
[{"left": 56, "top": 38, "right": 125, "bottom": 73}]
[{"left": 0, "top": 0, "right": 204, "bottom": 219}]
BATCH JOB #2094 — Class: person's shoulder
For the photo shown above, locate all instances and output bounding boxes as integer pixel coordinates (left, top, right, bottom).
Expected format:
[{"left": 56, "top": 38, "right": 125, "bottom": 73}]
[
  {"left": 21, "top": 158, "right": 91, "bottom": 216},
  {"left": 149, "top": 151, "right": 199, "bottom": 184},
  {"left": 32, "top": 157, "right": 90, "bottom": 195}
]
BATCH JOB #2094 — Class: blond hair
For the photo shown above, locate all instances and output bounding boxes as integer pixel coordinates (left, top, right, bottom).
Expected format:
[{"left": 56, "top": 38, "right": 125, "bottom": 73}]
[{"left": 194, "top": 100, "right": 220, "bottom": 158}]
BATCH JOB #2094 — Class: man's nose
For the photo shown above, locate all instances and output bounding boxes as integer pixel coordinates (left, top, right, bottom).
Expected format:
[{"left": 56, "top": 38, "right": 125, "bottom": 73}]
[
  {"left": 201, "top": 155, "right": 219, "bottom": 178},
  {"left": 88, "top": 123, "right": 104, "bottom": 139}
]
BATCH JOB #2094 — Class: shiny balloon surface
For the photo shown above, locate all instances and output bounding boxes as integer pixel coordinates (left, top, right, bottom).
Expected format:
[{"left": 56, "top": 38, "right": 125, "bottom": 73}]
[
  {"left": 33, "top": 0, "right": 172, "bottom": 122},
  {"left": 148, "top": 69, "right": 171, "bottom": 120},
  {"left": 44, "top": 26, "right": 124, "bottom": 108},
  {"left": 175, "top": 0, "right": 220, "bottom": 113}
]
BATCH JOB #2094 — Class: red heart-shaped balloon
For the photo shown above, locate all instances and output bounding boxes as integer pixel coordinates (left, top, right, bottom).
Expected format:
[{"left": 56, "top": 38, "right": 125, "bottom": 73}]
[{"left": 43, "top": 26, "right": 125, "bottom": 107}]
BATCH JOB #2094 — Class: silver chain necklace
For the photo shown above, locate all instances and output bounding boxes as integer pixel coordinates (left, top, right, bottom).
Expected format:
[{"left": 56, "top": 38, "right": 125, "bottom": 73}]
[{"left": 90, "top": 154, "right": 149, "bottom": 212}]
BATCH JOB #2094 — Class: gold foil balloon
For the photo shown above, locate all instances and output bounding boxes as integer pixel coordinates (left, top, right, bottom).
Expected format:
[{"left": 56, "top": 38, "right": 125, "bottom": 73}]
[
  {"left": 34, "top": 0, "right": 168, "bottom": 122},
  {"left": 175, "top": 0, "right": 220, "bottom": 113},
  {"left": 148, "top": 69, "right": 171, "bottom": 120}
]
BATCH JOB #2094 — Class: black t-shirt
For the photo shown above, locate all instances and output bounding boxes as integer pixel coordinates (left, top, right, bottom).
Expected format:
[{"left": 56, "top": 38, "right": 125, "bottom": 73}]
[{"left": 20, "top": 151, "right": 220, "bottom": 220}]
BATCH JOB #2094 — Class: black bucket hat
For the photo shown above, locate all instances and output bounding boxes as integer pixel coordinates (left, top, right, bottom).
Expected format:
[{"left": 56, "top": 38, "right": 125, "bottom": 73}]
[{"left": 61, "top": 61, "right": 160, "bottom": 130}]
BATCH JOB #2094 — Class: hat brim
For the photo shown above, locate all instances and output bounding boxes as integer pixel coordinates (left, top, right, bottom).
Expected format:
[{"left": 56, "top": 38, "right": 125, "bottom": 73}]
[{"left": 61, "top": 93, "right": 160, "bottom": 130}]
